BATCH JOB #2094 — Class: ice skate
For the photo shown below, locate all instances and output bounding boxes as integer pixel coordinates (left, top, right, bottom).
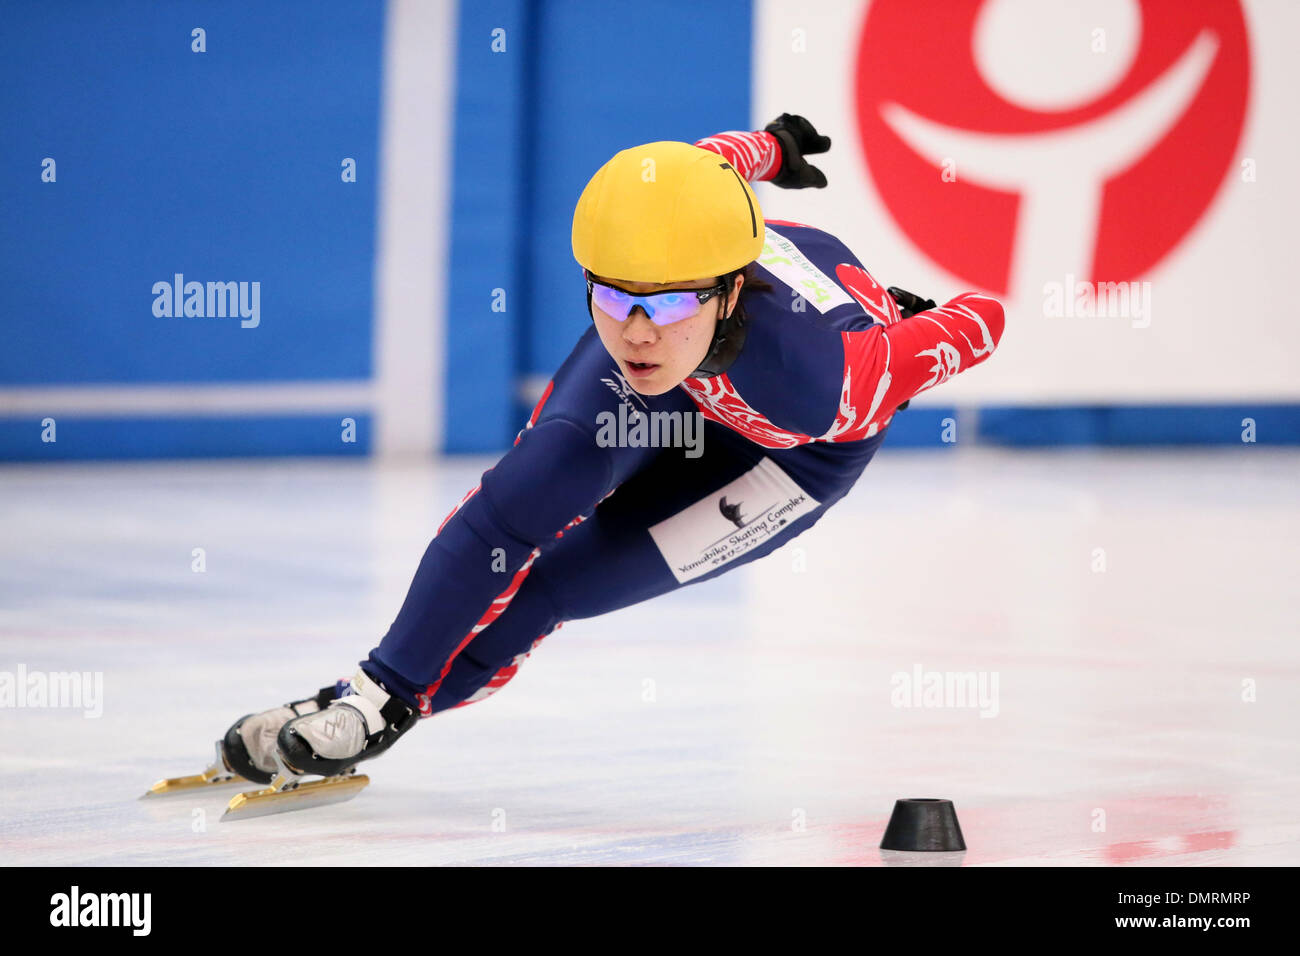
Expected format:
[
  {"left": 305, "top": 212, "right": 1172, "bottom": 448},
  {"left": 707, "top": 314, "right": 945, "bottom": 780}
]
[
  {"left": 220, "top": 667, "right": 417, "bottom": 821},
  {"left": 141, "top": 681, "right": 344, "bottom": 798},
  {"left": 221, "top": 683, "right": 344, "bottom": 784},
  {"left": 277, "top": 666, "right": 417, "bottom": 776}
]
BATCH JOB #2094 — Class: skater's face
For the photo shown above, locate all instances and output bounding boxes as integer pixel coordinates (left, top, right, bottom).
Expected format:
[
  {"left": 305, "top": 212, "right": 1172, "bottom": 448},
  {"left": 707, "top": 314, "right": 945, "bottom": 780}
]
[{"left": 589, "top": 273, "right": 744, "bottom": 395}]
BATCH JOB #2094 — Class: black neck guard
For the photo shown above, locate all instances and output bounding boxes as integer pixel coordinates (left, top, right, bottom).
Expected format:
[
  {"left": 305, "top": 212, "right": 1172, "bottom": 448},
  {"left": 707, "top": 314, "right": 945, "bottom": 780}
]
[{"left": 687, "top": 304, "right": 748, "bottom": 379}]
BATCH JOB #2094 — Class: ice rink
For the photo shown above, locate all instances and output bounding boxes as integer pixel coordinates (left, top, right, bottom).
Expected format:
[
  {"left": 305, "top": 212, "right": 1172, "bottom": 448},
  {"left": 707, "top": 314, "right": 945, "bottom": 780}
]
[{"left": 1, "top": 446, "right": 1296, "bottom": 866}]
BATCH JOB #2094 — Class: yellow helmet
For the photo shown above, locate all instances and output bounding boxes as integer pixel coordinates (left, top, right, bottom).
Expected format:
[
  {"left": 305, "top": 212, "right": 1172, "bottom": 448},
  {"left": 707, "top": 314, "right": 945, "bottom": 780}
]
[{"left": 572, "top": 141, "right": 765, "bottom": 284}]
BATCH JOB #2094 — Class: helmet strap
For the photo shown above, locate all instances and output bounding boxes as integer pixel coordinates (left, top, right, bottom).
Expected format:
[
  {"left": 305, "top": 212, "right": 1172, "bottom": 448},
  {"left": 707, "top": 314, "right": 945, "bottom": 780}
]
[{"left": 687, "top": 277, "right": 748, "bottom": 379}]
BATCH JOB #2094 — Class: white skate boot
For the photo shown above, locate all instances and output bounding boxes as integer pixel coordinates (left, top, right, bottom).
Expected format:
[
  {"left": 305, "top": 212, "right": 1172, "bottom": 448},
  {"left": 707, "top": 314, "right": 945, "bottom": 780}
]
[
  {"left": 276, "top": 667, "right": 418, "bottom": 778},
  {"left": 221, "top": 682, "right": 345, "bottom": 784}
]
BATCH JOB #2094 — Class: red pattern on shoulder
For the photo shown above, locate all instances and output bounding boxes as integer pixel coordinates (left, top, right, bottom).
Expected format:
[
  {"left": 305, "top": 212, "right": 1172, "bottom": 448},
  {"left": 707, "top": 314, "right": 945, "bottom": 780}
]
[{"left": 835, "top": 263, "right": 902, "bottom": 325}]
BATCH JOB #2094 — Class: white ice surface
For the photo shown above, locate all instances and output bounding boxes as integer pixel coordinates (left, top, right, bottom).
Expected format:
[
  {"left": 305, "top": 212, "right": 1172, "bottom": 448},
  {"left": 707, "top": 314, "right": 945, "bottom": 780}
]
[{"left": 0, "top": 447, "right": 1296, "bottom": 866}]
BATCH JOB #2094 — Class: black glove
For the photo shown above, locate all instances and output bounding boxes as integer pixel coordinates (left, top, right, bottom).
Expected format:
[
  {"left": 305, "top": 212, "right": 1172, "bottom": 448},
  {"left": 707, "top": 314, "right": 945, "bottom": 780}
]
[
  {"left": 763, "top": 113, "right": 831, "bottom": 189},
  {"left": 886, "top": 286, "right": 936, "bottom": 318},
  {"left": 885, "top": 287, "right": 938, "bottom": 411}
]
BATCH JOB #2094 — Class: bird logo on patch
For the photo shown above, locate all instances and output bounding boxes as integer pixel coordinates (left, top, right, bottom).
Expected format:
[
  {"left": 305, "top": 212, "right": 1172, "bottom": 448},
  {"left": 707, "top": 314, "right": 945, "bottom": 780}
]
[{"left": 719, "top": 496, "right": 746, "bottom": 529}]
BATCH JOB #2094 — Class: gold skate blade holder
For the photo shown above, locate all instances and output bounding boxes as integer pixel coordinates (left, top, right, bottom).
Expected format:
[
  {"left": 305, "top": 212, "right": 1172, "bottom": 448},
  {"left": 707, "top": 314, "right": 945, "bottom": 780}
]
[
  {"left": 221, "top": 751, "right": 369, "bottom": 822},
  {"left": 140, "top": 741, "right": 252, "bottom": 798}
]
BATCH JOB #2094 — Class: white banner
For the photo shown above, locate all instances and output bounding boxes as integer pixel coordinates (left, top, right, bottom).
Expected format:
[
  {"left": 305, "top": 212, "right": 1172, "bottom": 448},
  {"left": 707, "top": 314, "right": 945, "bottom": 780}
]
[{"left": 753, "top": 0, "right": 1298, "bottom": 403}]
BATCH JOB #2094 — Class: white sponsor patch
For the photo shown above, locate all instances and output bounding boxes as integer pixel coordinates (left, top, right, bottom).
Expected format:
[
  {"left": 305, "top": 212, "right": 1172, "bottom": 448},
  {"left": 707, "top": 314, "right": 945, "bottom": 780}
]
[
  {"left": 756, "top": 226, "right": 855, "bottom": 314},
  {"left": 648, "top": 458, "right": 820, "bottom": 583}
]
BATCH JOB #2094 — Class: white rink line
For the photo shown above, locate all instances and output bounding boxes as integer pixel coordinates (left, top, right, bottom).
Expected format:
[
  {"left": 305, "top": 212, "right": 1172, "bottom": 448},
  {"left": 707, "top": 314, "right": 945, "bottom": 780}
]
[{"left": 0, "top": 382, "right": 372, "bottom": 416}]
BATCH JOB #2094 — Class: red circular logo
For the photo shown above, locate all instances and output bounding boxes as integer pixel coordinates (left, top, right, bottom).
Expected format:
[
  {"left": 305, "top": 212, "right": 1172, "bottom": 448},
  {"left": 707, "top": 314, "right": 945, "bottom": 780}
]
[{"left": 854, "top": 0, "right": 1250, "bottom": 295}]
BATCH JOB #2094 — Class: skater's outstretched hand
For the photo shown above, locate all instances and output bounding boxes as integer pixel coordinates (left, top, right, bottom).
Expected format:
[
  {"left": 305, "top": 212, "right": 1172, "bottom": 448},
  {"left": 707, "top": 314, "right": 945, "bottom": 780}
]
[
  {"left": 764, "top": 113, "right": 832, "bottom": 189},
  {"left": 887, "top": 286, "right": 937, "bottom": 319}
]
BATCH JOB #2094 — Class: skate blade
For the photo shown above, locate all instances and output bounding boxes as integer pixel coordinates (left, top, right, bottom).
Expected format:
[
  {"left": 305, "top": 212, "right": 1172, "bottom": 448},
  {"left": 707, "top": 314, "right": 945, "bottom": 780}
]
[
  {"left": 221, "top": 774, "right": 370, "bottom": 821},
  {"left": 141, "top": 742, "right": 251, "bottom": 798}
]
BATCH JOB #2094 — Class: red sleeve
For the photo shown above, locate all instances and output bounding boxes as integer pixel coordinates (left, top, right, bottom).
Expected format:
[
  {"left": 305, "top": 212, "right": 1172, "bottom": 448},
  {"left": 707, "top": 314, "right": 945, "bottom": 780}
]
[
  {"left": 693, "top": 130, "right": 783, "bottom": 182},
  {"left": 824, "top": 264, "right": 1006, "bottom": 440}
]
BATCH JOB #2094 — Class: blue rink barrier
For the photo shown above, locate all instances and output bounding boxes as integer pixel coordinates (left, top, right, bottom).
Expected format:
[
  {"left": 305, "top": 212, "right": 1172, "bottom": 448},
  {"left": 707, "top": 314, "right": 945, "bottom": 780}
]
[
  {"left": 4, "top": 404, "right": 1297, "bottom": 461},
  {"left": 0, "top": 415, "right": 372, "bottom": 462},
  {"left": 976, "top": 404, "right": 1300, "bottom": 446}
]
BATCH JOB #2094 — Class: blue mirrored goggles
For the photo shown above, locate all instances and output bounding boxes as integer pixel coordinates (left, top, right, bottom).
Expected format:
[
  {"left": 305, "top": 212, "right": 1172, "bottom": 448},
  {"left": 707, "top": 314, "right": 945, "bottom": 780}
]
[{"left": 585, "top": 270, "right": 727, "bottom": 327}]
